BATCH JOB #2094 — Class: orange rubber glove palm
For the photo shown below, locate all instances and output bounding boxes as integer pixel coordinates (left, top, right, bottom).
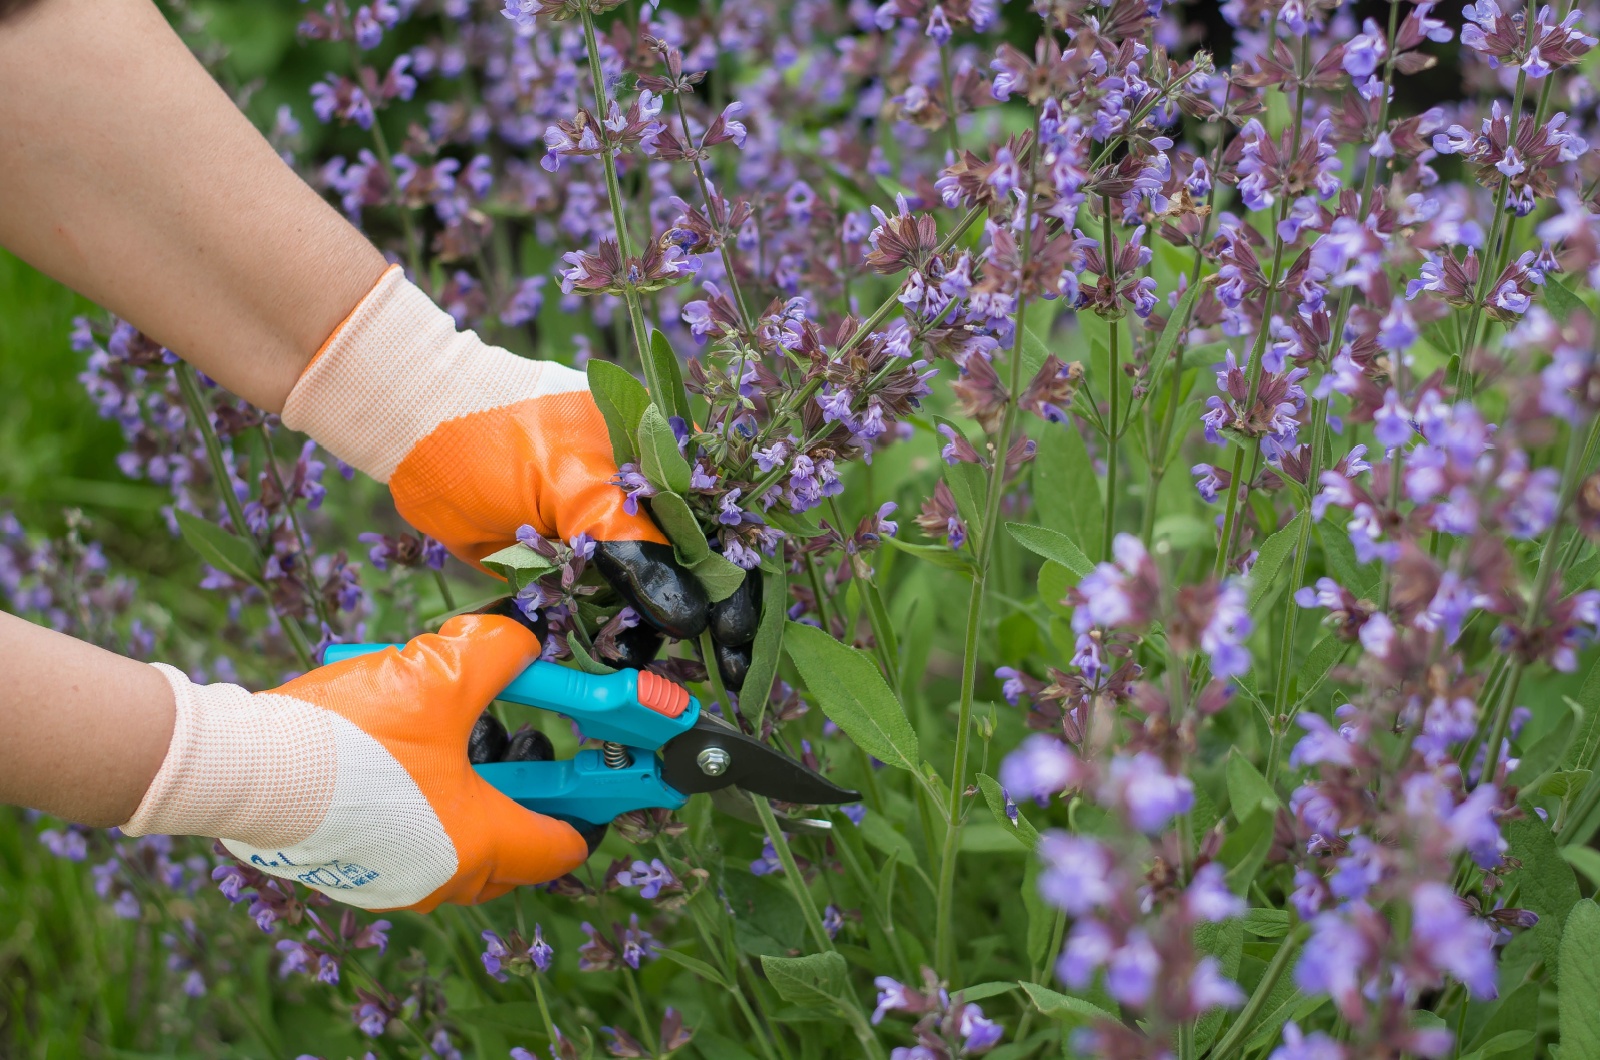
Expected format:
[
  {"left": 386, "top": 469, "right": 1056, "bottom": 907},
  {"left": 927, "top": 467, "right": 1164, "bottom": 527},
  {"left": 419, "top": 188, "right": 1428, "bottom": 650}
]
[{"left": 122, "top": 614, "right": 586, "bottom": 911}]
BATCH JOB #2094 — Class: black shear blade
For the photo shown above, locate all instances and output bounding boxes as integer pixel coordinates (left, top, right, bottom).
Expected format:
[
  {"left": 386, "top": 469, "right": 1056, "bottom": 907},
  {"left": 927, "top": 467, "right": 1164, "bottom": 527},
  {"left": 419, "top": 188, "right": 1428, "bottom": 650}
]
[{"left": 661, "top": 715, "right": 862, "bottom": 805}]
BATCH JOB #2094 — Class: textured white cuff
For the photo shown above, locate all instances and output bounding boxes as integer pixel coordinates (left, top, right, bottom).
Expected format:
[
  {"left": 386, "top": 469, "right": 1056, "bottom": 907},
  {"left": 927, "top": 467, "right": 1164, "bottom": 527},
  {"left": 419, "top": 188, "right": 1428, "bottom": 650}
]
[
  {"left": 121, "top": 664, "right": 337, "bottom": 848},
  {"left": 281, "top": 266, "right": 585, "bottom": 483}
]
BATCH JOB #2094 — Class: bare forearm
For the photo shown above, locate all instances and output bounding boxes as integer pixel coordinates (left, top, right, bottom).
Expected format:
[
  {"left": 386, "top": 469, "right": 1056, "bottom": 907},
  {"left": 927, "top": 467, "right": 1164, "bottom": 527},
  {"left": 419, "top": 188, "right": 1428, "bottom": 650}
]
[
  {"left": 0, "top": 0, "right": 386, "bottom": 412},
  {"left": 0, "top": 611, "right": 174, "bottom": 826}
]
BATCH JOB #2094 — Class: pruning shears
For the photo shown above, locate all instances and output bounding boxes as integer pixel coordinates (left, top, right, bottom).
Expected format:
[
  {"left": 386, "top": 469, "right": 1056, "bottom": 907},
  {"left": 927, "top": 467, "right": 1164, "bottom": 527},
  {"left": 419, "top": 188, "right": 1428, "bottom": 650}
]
[{"left": 323, "top": 645, "right": 860, "bottom": 832}]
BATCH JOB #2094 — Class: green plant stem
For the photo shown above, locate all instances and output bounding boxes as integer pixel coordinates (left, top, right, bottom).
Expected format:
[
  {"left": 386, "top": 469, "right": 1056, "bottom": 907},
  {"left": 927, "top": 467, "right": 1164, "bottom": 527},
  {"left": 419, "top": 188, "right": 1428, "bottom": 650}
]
[
  {"left": 752, "top": 795, "right": 835, "bottom": 953},
  {"left": 432, "top": 568, "right": 457, "bottom": 611},
  {"left": 1101, "top": 197, "right": 1121, "bottom": 562},
  {"left": 174, "top": 363, "right": 314, "bottom": 669},
  {"left": 1211, "top": 444, "right": 1250, "bottom": 579},
  {"left": 673, "top": 93, "right": 754, "bottom": 335},
  {"left": 1472, "top": 414, "right": 1595, "bottom": 791},
  {"left": 933, "top": 114, "right": 1045, "bottom": 977},
  {"left": 1208, "top": 922, "right": 1309, "bottom": 1059},
  {"left": 699, "top": 629, "right": 733, "bottom": 711},
  {"left": 529, "top": 973, "right": 561, "bottom": 1053},
  {"left": 579, "top": 3, "right": 655, "bottom": 383},
  {"left": 1142, "top": 132, "right": 1226, "bottom": 545},
  {"left": 623, "top": 965, "right": 660, "bottom": 1055},
  {"left": 256, "top": 425, "right": 332, "bottom": 631}
]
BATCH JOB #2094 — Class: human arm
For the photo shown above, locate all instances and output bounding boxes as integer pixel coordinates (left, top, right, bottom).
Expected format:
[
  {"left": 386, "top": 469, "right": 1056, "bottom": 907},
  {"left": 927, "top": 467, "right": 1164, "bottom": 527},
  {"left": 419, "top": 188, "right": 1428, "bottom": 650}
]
[
  {"left": 0, "top": 609, "right": 588, "bottom": 909},
  {"left": 0, "top": 0, "right": 385, "bottom": 412},
  {"left": 0, "top": 609, "right": 175, "bottom": 826}
]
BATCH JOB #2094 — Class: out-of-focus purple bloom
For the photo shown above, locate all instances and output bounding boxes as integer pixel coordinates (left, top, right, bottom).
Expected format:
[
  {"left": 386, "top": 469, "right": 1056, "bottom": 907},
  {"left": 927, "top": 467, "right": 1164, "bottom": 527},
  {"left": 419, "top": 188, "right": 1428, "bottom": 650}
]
[{"left": 1098, "top": 752, "right": 1194, "bottom": 833}]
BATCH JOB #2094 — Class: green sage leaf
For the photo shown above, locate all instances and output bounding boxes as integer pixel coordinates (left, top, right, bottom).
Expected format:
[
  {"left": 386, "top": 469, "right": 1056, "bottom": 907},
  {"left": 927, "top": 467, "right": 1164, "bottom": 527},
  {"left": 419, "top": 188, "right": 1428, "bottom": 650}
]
[
  {"left": 1006, "top": 521, "right": 1095, "bottom": 578},
  {"left": 785, "top": 620, "right": 919, "bottom": 772},
  {"left": 648, "top": 328, "right": 693, "bottom": 427},
  {"left": 691, "top": 551, "right": 746, "bottom": 604},
  {"left": 1560, "top": 901, "right": 1600, "bottom": 1057},
  {"left": 760, "top": 952, "right": 849, "bottom": 1010},
  {"left": 1017, "top": 982, "right": 1118, "bottom": 1027},
  {"left": 976, "top": 772, "right": 1039, "bottom": 850},
  {"left": 479, "top": 541, "right": 560, "bottom": 589},
  {"left": 647, "top": 490, "right": 711, "bottom": 567},
  {"left": 1506, "top": 814, "right": 1582, "bottom": 977},
  {"left": 636, "top": 404, "right": 693, "bottom": 495},
  {"left": 1247, "top": 511, "right": 1306, "bottom": 613},
  {"left": 880, "top": 534, "right": 976, "bottom": 573},
  {"left": 1033, "top": 425, "right": 1104, "bottom": 561},
  {"left": 741, "top": 567, "right": 788, "bottom": 717},
  {"left": 175, "top": 510, "right": 261, "bottom": 587},
  {"left": 1225, "top": 751, "right": 1279, "bottom": 820},
  {"left": 587, "top": 358, "right": 650, "bottom": 467}
]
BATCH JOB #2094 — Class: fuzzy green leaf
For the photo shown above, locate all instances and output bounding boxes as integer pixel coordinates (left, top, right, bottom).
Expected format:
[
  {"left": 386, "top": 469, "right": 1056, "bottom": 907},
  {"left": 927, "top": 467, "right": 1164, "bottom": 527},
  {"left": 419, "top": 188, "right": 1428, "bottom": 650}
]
[
  {"left": 1560, "top": 901, "right": 1600, "bottom": 1057},
  {"left": 1226, "top": 750, "right": 1280, "bottom": 820},
  {"left": 1153, "top": 281, "right": 1202, "bottom": 370},
  {"left": 1560, "top": 845, "right": 1600, "bottom": 889},
  {"left": 943, "top": 457, "right": 989, "bottom": 533},
  {"left": 1563, "top": 656, "right": 1600, "bottom": 771},
  {"left": 587, "top": 359, "right": 650, "bottom": 467},
  {"left": 648, "top": 328, "right": 693, "bottom": 426},
  {"left": 880, "top": 534, "right": 976, "bottom": 573},
  {"left": 657, "top": 947, "right": 730, "bottom": 988},
  {"left": 647, "top": 490, "right": 711, "bottom": 567},
  {"left": 636, "top": 404, "right": 692, "bottom": 495},
  {"left": 691, "top": 552, "right": 747, "bottom": 604},
  {"left": 479, "top": 541, "right": 560, "bottom": 589},
  {"left": 1506, "top": 815, "right": 1582, "bottom": 977},
  {"left": 1033, "top": 425, "right": 1104, "bottom": 561},
  {"left": 1544, "top": 277, "right": 1588, "bottom": 324},
  {"left": 1294, "top": 633, "right": 1346, "bottom": 705},
  {"left": 1007, "top": 521, "right": 1096, "bottom": 578},
  {"left": 566, "top": 635, "right": 618, "bottom": 675},
  {"left": 785, "top": 620, "right": 919, "bottom": 773},
  {"left": 761, "top": 952, "right": 849, "bottom": 1010},
  {"left": 1242, "top": 909, "right": 1290, "bottom": 938},
  {"left": 1247, "top": 512, "right": 1306, "bottom": 613},
  {"left": 175, "top": 510, "right": 261, "bottom": 587},
  {"left": 1509, "top": 696, "right": 1583, "bottom": 790},
  {"left": 976, "top": 772, "right": 1039, "bottom": 850},
  {"left": 740, "top": 567, "right": 787, "bottom": 717},
  {"left": 1017, "top": 982, "right": 1118, "bottom": 1027}
]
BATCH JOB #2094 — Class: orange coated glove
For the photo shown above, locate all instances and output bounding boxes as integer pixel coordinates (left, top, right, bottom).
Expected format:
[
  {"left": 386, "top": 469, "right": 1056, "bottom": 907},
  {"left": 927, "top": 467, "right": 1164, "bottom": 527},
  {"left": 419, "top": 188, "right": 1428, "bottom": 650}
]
[
  {"left": 121, "top": 614, "right": 588, "bottom": 911},
  {"left": 281, "top": 265, "right": 761, "bottom": 662}
]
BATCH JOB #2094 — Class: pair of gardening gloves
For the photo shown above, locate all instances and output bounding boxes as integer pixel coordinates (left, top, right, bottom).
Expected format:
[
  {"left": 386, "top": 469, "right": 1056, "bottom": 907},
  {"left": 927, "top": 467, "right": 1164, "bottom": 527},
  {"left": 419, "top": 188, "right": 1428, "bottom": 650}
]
[{"left": 123, "top": 266, "right": 757, "bottom": 911}]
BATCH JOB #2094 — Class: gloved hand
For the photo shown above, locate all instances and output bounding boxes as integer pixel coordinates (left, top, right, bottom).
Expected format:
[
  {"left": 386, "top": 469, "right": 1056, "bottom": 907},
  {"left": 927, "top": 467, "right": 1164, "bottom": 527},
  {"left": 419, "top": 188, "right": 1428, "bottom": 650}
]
[
  {"left": 281, "top": 265, "right": 762, "bottom": 673},
  {"left": 120, "top": 614, "right": 588, "bottom": 911}
]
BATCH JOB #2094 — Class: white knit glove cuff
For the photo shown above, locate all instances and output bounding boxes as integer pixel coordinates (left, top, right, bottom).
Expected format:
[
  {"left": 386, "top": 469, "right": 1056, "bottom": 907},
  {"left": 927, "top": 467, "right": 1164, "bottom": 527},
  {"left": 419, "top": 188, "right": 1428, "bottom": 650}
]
[
  {"left": 280, "top": 266, "right": 585, "bottom": 483},
  {"left": 120, "top": 664, "right": 336, "bottom": 848}
]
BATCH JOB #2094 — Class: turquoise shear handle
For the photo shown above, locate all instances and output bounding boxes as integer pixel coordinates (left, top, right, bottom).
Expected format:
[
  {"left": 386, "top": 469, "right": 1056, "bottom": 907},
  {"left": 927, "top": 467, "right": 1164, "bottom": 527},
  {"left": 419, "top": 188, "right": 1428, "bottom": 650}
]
[{"left": 322, "top": 645, "right": 701, "bottom": 830}]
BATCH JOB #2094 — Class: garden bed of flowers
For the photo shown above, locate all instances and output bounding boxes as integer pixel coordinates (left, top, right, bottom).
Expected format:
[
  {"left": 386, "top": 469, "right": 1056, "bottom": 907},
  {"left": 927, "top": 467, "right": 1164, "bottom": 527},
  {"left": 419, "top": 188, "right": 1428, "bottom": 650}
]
[{"left": 7, "top": 0, "right": 1600, "bottom": 1057}]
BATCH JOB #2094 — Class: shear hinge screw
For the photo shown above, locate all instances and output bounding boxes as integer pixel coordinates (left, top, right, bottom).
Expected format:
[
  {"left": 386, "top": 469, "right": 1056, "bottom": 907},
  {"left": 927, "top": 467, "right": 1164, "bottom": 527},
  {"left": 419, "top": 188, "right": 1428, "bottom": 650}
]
[{"left": 697, "top": 747, "right": 731, "bottom": 777}]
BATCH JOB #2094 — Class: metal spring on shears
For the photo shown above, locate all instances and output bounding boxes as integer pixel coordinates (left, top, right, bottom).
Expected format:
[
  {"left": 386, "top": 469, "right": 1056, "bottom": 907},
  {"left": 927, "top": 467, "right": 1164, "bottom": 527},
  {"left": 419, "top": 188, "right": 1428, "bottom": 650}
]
[{"left": 602, "top": 741, "right": 633, "bottom": 769}]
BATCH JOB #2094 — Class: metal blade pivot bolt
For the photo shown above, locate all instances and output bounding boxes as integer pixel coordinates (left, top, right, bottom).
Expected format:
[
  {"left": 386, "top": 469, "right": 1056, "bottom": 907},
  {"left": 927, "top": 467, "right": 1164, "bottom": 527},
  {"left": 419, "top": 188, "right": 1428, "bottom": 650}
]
[{"left": 696, "top": 747, "right": 730, "bottom": 777}]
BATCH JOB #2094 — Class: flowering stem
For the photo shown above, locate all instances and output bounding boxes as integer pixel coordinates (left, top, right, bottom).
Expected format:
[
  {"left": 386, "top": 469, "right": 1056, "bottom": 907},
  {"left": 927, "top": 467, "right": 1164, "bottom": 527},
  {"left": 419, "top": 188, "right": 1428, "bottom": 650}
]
[
  {"left": 1207, "top": 921, "right": 1309, "bottom": 1060},
  {"left": 1100, "top": 198, "right": 1120, "bottom": 561},
  {"left": 751, "top": 795, "right": 835, "bottom": 954},
  {"left": 699, "top": 630, "right": 732, "bottom": 712},
  {"left": 579, "top": 3, "right": 655, "bottom": 385},
  {"left": 938, "top": 44, "right": 960, "bottom": 157},
  {"left": 1454, "top": 60, "right": 1529, "bottom": 405},
  {"left": 529, "top": 972, "right": 560, "bottom": 1053},
  {"left": 672, "top": 94, "right": 754, "bottom": 335},
  {"left": 622, "top": 965, "right": 659, "bottom": 1055},
  {"left": 174, "top": 363, "right": 315, "bottom": 669},
  {"left": 1142, "top": 131, "right": 1226, "bottom": 545},
  {"left": 934, "top": 113, "right": 1045, "bottom": 977},
  {"left": 257, "top": 425, "right": 332, "bottom": 632},
  {"left": 1472, "top": 414, "right": 1593, "bottom": 790}
]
